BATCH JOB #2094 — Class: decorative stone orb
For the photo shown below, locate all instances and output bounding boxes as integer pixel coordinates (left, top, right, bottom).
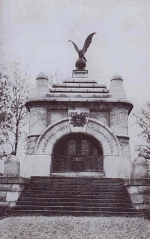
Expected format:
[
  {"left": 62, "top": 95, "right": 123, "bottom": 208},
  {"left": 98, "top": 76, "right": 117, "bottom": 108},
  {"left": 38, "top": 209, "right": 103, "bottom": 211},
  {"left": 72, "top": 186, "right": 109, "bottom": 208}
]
[
  {"left": 109, "top": 73, "right": 127, "bottom": 99},
  {"left": 36, "top": 72, "right": 48, "bottom": 80},
  {"left": 111, "top": 74, "right": 123, "bottom": 81},
  {"left": 4, "top": 154, "right": 20, "bottom": 177},
  {"left": 132, "top": 155, "right": 149, "bottom": 179},
  {"left": 75, "top": 58, "right": 86, "bottom": 70}
]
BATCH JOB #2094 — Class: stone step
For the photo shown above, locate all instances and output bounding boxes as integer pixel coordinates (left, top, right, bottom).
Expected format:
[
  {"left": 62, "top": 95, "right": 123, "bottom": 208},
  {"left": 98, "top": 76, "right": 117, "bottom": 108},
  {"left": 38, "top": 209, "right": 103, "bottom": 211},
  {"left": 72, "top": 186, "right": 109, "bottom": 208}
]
[
  {"left": 20, "top": 192, "right": 130, "bottom": 198},
  {"left": 24, "top": 185, "right": 127, "bottom": 190},
  {"left": 30, "top": 175, "right": 124, "bottom": 180},
  {"left": 63, "top": 80, "right": 97, "bottom": 84},
  {"left": 7, "top": 177, "right": 138, "bottom": 217},
  {"left": 50, "top": 88, "right": 109, "bottom": 93},
  {"left": 28, "top": 183, "right": 124, "bottom": 188},
  {"left": 13, "top": 205, "right": 136, "bottom": 212},
  {"left": 25, "top": 186, "right": 125, "bottom": 191},
  {"left": 27, "top": 188, "right": 124, "bottom": 192},
  {"left": 26, "top": 188, "right": 124, "bottom": 193},
  {"left": 28, "top": 182, "right": 123, "bottom": 187},
  {"left": 16, "top": 201, "right": 132, "bottom": 208},
  {"left": 30, "top": 176, "right": 123, "bottom": 181},
  {"left": 18, "top": 197, "right": 131, "bottom": 203},
  {"left": 29, "top": 178, "right": 123, "bottom": 184},
  {"left": 46, "top": 92, "right": 110, "bottom": 98},
  {"left": 53, "top": 83, "right": 107, "bottom": 88},
  {"left": 28, "top": 183, "right": 123, "bottom": 185},
  {"left": 26, "top": 186, "right": 126, "bottom": 192},
  {"left": 18, "top": 193, "right": 130, "bottom": 201},
  {"left": 6, "top": 209, "right": 142, "bottom": 217},
  {"left": 24, "top": 190, "right": 126, "bottom": 195}
]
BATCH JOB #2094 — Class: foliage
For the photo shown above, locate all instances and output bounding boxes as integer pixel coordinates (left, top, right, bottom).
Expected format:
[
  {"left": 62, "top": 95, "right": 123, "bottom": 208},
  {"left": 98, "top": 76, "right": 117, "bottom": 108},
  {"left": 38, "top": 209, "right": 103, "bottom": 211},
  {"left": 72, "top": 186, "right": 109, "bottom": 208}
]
[
  {"left": 48, "top": 71, "right": 69, "bottom": 85},
  {"left": 134, "top": 102, "right": 150, "bottom": 170},
  {"left": 0, "top": 62, "right": 32, "bottom": 159}
]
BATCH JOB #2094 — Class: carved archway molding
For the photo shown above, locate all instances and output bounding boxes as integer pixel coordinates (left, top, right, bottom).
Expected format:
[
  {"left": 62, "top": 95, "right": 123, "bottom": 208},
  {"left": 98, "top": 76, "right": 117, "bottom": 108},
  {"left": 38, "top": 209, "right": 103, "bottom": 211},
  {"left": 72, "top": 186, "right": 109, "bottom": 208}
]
[{"left": 35, "top": 117, "right": 121, "bottom": 156}]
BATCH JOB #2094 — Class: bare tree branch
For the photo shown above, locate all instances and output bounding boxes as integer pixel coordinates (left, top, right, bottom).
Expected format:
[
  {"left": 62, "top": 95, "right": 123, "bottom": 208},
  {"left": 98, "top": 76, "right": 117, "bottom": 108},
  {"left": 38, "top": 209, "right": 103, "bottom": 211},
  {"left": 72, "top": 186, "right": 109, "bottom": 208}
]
[
  {"left": 0, "top": 62, "right": 33, "bottom": 159},
  {"left": 134, "top": 102, "right": 150, "bottom": 173}
]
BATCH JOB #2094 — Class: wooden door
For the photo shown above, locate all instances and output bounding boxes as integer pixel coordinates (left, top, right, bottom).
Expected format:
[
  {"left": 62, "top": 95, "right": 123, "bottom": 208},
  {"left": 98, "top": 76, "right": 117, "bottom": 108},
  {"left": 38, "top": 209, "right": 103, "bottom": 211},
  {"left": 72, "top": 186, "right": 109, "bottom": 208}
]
[{"left": 53, "top": 133, "right": 103, "bottom": 172}]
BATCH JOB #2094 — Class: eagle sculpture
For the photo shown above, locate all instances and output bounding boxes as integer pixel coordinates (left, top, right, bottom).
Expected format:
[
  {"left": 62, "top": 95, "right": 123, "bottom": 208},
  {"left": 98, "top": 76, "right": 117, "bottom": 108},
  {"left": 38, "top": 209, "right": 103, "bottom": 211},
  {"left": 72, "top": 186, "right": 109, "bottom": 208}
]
[{"left": 69, "top": 32, "right": 96, "bottom": 70}]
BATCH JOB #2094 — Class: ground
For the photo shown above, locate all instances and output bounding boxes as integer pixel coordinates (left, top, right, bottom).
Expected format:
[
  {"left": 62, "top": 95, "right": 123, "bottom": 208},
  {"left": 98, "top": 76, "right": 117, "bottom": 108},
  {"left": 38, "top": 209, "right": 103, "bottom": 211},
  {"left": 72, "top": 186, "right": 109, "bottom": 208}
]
[{"left": 0, "top": 216, "right": 149, "bottom": 239}]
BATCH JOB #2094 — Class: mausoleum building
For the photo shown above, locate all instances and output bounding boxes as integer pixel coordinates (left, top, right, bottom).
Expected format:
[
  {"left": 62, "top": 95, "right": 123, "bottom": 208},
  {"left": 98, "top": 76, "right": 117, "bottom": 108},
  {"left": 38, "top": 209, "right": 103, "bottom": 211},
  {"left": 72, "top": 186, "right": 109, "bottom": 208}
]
[
  {"left": 1, "top": 34, "right": 149, "bottom": 216},
  {"left": 21, "top": 69, "right": 133, "bottom": 179}
]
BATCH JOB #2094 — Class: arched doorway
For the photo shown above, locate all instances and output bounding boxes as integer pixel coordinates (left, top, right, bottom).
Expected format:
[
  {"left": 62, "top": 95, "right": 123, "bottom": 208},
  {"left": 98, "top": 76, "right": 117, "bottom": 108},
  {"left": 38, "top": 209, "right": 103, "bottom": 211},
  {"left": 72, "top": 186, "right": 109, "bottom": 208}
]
[{"left": 52, "top": 133, "right": 103, "bottom": 173}]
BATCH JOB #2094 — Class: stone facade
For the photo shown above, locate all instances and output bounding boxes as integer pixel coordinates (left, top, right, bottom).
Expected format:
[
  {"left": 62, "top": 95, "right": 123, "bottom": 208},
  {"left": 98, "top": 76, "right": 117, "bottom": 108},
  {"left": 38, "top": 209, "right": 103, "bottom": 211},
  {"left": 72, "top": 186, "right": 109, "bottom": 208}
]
[{"left": 20, "top": 70, "right": 133, "bottom": 179}]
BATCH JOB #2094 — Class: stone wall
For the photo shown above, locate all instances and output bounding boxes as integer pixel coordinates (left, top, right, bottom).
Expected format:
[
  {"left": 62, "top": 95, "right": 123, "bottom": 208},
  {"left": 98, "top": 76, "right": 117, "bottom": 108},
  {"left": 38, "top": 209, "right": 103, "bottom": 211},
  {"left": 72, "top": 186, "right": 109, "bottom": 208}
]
[
  {"left": 124, "top": 179, "right": 150, "bottom": 210},
  {"left": 90, "top": 111, "right": 110, "bottom": 126},
  {"left": 0, "top": 177, "right": 29, "bottom": 210},
  {"left": 48, "top": 108, "right": 68, "bottom": 125}
]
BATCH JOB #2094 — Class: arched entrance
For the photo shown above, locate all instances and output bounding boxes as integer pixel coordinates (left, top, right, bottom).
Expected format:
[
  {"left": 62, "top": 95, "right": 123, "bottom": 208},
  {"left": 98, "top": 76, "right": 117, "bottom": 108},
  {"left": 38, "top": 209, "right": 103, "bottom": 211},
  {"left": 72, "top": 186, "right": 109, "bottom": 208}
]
[{"left": 52, "top": 133, "right": 103, "bottom": 173}]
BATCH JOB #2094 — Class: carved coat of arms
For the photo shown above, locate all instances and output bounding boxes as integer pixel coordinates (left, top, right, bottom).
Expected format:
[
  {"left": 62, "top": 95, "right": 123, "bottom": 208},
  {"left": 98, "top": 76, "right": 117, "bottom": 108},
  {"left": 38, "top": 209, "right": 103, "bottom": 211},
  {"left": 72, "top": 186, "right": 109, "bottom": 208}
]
[{"left": 69, "top": 112, "right": 89, "bottom": 127}]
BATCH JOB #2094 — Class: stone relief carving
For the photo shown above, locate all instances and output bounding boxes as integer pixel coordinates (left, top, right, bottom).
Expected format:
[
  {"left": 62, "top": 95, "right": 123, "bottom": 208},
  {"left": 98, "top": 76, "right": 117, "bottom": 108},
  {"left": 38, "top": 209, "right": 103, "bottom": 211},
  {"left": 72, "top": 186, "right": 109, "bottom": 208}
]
[
  {"left": 36, "top": 118, "right": 119, "bottom": 156},
  {"left": 88, "top": 125, "right": 114, "bottom": 154},
  {"left": 69, "top": 112, "right": 89, "bottom": 127},
  {"left": 27, "top": 136, "right": 39, "bottom": 155},
  {"left": 118, "top": 138, "right": 130, "bottom": 157},
  {"left": 42, "top": 123, "right": 70, "bottom": 153},
  {"left": 110, "top": 109, "right": 128, "bottom": 128}
]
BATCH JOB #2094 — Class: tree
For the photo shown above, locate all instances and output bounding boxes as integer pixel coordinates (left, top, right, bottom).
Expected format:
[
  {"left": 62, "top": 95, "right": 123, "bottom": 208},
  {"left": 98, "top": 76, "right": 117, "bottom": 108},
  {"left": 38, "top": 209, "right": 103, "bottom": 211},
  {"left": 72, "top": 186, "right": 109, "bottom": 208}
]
[
  {"left": 48, "top": 71, "right": 64, "bottom": 84},
  {"left": 0, "top": 62, "right": 32, "bottom": 159},
  {"left": 134, "top": 102, "right": 150, "bottom": 172},
  {"left": 0, "top": 66, "right": 10, "bottom": 158}
]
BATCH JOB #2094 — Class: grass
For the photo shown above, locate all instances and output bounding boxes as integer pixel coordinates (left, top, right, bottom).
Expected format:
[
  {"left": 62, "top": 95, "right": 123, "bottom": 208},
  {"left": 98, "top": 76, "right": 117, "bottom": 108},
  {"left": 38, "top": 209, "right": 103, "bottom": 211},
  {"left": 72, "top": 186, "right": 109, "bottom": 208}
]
[{"left": 0, "top": 216, "right": 149, "bottom": 239}]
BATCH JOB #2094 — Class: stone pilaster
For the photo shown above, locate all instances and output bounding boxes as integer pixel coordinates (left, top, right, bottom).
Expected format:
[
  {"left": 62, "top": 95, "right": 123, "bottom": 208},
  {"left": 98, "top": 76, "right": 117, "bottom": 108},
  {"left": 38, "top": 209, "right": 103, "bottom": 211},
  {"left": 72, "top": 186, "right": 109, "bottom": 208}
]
[
  {"left": 110, "top": 107, "right": 128, "bottom": 135},
  {"left": 118, "top": 136, "right": 132, "bottom": 178},
  {"left": 29, "top": 107, "right": 47, "bottom": 135},
  {"left": 26, "top": 136, "right": 39, "bottom": 155},
  {"left": 27, "top": 107, "right": 47, "bottom": 154}
]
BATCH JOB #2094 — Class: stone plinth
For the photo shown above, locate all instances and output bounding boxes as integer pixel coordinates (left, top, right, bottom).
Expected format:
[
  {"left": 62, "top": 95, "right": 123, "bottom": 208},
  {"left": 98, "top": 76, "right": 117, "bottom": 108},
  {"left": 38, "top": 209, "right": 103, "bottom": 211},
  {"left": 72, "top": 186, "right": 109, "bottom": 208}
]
[
  {"left": 4, "top": 155, "right": 20, "bottom": 177},
  {"left": 0, "top": 177, "right": 30, "bottom": 209},
  {"left": 132, "top": 155, "right": 149, "bottom": 179},
  {"left": 124, "top": 179, "right": 150, "bottom": 210}
]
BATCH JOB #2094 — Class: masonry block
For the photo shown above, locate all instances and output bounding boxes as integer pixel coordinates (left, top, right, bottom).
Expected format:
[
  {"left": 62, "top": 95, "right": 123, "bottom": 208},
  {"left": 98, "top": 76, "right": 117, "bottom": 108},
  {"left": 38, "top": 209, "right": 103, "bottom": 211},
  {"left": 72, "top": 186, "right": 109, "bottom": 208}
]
[
  {"left": 12, "top": 184, "right": 25, "bottom": 192},
  {"left": 0, "top": 202, "right": 10, "bottom": 207},
  {"left": 6, "top": 192, "right": 20, "bottom": 202},
  {"left": 0, "top": 184, "right": 12, "bottom": 191},
  {"left": 0, "top": 192, "right": 7, "bottom": 201},
  {"left": 130, "top": 194, "right": 144, "bottom": 204}
]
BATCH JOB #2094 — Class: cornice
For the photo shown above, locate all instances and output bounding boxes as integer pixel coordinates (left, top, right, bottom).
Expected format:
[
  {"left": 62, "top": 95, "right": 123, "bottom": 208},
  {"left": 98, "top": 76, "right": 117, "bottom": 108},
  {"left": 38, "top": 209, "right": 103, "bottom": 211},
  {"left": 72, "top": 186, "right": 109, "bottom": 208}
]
[{"left": 25, "top": 98, "right": 133, "bottom": 114}]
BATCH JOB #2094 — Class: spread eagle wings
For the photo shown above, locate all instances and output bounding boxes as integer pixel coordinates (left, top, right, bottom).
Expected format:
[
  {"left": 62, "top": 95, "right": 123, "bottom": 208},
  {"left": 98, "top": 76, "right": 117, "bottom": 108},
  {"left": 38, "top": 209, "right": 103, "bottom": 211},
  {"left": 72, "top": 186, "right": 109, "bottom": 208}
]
[
  {"left": 68, "top": 32, "right": 96, "bottom": 54},
  {"left": 82, "top": 32, "right": 96, "bottom": 54},
  {"left": 68, "top": 40, "right": 80, "bottom": 53}
]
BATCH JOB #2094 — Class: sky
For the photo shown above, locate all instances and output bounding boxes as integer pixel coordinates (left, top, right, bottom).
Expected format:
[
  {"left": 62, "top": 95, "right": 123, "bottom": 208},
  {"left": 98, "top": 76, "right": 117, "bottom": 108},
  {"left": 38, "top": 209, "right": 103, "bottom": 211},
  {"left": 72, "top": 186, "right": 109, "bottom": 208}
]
[{"left": 0, "top": 0, "right": 150, "bottom": 163}]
